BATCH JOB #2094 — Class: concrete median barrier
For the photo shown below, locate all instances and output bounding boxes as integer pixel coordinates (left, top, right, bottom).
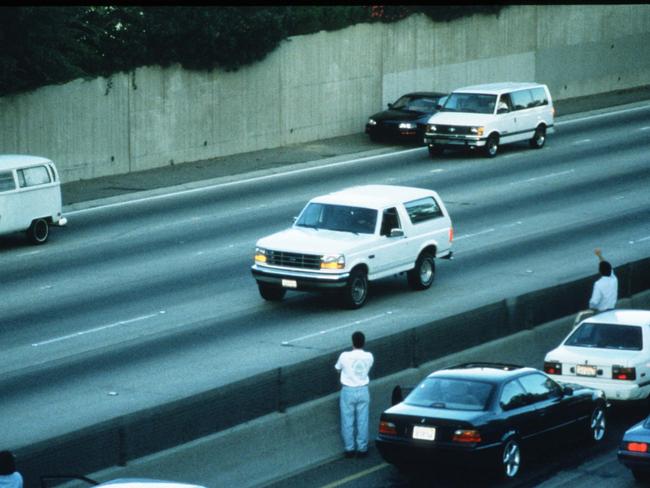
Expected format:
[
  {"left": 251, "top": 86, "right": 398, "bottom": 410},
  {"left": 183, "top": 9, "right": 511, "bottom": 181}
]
[{"left": 16, "top": 257, "right": 650, "bottom": 486}]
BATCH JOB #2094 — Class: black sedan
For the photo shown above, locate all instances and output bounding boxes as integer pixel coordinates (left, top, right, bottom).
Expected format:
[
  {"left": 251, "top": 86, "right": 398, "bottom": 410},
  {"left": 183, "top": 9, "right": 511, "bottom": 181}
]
[
  {"left": 618, "top": 414, "right": 650, "bottom": 481},
  {"left": 365, "top": 92, "right": 446, "bottom": 143},
  {"left": 376, "top": 363, "right": 608, "bottom": 480}
]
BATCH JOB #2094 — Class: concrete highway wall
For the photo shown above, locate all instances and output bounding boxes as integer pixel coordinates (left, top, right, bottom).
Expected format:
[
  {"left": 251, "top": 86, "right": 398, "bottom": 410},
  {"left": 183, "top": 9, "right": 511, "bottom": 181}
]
[
  {"left": 1, "top": 5, "right": 649, "bottom": 183},
  {"left": 16, "top": 257, "right": 650, "bottom": 486}
]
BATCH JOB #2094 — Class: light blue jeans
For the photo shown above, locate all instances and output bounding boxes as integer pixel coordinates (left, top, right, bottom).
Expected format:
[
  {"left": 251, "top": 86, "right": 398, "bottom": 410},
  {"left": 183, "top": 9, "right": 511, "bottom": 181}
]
[{"left": 340, "top": 385, "right": 370, "bottom": 452}]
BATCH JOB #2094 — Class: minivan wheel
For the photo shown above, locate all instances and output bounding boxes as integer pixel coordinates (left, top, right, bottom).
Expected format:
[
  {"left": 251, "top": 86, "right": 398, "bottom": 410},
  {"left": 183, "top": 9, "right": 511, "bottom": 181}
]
[
  {"left": 484, "top": 135, "right": 499, "bottom": 158},
  {"left": 500, "top": 438, "right": 521, "bottom": 479},
  {"left": 529, "top": 126, "right": 546, "bottom": 149},
  {"left": 27, "top": 218, "right": 49, "bottom": 244},
  {"left": 407, "top": 252, "right": 435, "bottom": 290},
  {"left": 341, "top": 269, "right": 368, "bottom": 309},
  {"left": 258, "top": 283, "right": 286, "bottom": 301}
]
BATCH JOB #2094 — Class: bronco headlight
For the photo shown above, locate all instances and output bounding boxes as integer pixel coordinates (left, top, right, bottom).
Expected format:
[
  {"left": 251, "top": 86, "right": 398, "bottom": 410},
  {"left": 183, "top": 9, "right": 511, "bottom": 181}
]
[
  {"left": 368, "top": 118, "right": 377, "bottom": 126},
  {"left": 399, "top": 122, "right": 416, "bottom": 129},
  {"left": 321, "top": 254, "right": 345, "bottom": 270},
  {"left": 470, "top": 126, "right": 485, "bottom": 136},
  {"left": 254, "top": 247, "right": 268, "bottom": 263}
]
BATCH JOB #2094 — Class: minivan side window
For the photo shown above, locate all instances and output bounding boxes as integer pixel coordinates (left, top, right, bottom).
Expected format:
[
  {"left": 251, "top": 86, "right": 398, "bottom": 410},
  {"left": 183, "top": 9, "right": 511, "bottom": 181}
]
[
  {"left": 0, "top": 171, "right": 16, "bottom": 192},
  {"left": 404, "top": 197, "right": 443, "bottom": 224},
  {"left": 529, "top": 87, "right": 549, "bottom": 107},
  {"left": 510, "top": 90, "right": 534, "bottom": 111},
  {"left": 17, "top": 165, "right": 52, "bottom": 188}
]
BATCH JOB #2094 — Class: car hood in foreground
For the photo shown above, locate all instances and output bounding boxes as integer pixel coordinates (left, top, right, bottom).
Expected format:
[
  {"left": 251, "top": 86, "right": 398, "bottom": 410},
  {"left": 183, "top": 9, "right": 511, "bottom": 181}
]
[
  {"left": 256, "top": 227, "right": 376, "bottom": 255},
  {"left": 546, "top": 345, "right": 642, "bottom": 367},
  {"left": 98, "top": 480, "right": 205, "bottom": 488}
]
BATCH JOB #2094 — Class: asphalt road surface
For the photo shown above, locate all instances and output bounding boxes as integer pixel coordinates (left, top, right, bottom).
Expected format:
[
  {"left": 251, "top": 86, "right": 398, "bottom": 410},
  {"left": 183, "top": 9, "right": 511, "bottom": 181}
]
[{"left": 1, "top": 101, "right": 649, "bottom": 481}]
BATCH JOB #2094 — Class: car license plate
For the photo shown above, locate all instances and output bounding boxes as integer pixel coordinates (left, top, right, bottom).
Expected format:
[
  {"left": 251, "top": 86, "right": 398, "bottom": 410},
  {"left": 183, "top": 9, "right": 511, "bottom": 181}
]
[
  {"left": 412, "top": 425, "right": 436, "bottom": 441},
  {"left": 281, "top": 279, "right": 297, "bottom": 288},
  {"left": 576, "top": 364, "right": 597, "bottom": 377}
]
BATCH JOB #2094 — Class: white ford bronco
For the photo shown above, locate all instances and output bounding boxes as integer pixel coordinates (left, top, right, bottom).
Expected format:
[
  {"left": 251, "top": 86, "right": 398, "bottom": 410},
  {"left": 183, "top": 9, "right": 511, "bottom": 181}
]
[{"left": 251, "top": 185, "right": 453, "bottom": 309}]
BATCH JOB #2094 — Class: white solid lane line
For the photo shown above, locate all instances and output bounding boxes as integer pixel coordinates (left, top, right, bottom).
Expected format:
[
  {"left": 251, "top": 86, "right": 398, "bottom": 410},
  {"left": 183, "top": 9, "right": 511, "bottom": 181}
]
[
  {"left": 32, "top": 311, "right": 165, "bottom": 347},
  {"left": 511, "top": 169, "right": 575, "bottom": 185}
]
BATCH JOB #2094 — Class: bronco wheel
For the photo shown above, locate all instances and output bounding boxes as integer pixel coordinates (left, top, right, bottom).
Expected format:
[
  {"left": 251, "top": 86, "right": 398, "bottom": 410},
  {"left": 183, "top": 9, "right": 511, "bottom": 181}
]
[
  {"left": 529, "top": 125, "right": 546, "bottom": 149},
  {"left": 587, "top": 405, "right": 606, "bottom": 443},
  {"left": 407, "top": 252, "right": 435, "bottom": 290},
  {"left": 258, "top": 283, "right": 286, "bottom": 301},
  {"left": 341, "top": 268, "right": 368, "bottom": 309},
  {"left": 484, "top": 134, "right": 499, "bottom": 158},
  {"left": 27, "top": 218, "right": 49, "bottom": 244},
  {"left": 500, "top": 438, "right": 521, "bottom": 479}
]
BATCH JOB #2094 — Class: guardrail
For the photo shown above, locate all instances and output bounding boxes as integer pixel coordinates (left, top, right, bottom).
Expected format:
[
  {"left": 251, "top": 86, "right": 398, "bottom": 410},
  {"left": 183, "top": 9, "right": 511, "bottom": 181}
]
[{"left": 16, "top": 256, "right": 650, "bottom": 486}]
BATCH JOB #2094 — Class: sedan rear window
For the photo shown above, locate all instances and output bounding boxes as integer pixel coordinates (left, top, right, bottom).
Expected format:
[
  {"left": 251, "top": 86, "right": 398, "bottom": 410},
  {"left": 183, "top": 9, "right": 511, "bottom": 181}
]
[
  {"left": 564, "top": 322, "right": 643, "bottom": 351},
  {"left": 405, "top": 377, "right": 493, "bottom": 411}
]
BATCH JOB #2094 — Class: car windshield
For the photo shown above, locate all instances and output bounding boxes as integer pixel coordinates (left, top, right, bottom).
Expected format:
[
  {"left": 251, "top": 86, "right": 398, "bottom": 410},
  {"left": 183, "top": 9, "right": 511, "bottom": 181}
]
[
  {"left": 404, "top": 377, "right": 493, "bottom": 411},
  {"left": 564, "top": 322, "right": 643, "bottom": 350},
  {"left": 440, "top": 93, "right": 497, "bottom": 114},
  {"left": 295, "top": 203, "right": 377, "bottom": 234},
  {"left": 391, "top": 95, "right": 440, "bottom": 113}
]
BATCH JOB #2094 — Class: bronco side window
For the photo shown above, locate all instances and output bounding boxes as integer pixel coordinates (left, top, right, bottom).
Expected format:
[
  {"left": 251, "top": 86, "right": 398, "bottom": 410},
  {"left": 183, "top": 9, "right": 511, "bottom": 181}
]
[{"left": 380, "top": 208, "right": 400, "bottom": 237}]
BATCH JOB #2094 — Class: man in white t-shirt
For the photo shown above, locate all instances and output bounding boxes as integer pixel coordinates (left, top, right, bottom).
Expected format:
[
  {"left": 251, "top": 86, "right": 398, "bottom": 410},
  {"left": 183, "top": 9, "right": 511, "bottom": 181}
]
[
  {"left": 335, "top": 330, "right": 374, "bottom": 458},
  {"left": 0, "top": 451, "right": 23, "bottom": 488},
  {"left": 589, "top": 248, "right": 618, "bottom": 312}
]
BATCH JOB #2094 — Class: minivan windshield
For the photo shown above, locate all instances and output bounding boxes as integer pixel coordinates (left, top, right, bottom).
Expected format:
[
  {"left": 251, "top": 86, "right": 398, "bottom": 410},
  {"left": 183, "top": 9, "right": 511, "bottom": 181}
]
[
  {"left": 440, "top": 93, "right": 497, "bottom": 114},
  {"left": 564, "top": 322, "right": 643, "bottom": 351},
  {"left": 295, "top": 203, "right": 377, "bottom": 234}
]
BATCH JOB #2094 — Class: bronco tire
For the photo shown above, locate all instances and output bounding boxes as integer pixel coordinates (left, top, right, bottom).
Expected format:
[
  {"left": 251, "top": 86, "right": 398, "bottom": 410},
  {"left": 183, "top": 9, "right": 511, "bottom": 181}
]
[
  {"left": 341, "top": 268, "right": 368, "bottom": 309},
  {"left": 407, "top": 252, "right": 435, "bottom": 290}
]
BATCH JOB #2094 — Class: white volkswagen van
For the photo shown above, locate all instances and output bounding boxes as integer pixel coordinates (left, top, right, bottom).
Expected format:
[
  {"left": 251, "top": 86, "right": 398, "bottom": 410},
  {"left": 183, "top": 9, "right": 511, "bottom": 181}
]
[
  {"left": 424, "top": 82, "right": 555, "bottom": 158},
  {"left": 0, "top": 155, "right": 67, "bottom": 244}
]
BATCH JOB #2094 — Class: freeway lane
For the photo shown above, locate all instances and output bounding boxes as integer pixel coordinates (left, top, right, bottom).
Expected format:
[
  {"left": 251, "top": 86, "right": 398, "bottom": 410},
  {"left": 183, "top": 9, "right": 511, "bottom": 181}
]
[{"left": 0, "top": 103, "right": 649, "bottom": 451}]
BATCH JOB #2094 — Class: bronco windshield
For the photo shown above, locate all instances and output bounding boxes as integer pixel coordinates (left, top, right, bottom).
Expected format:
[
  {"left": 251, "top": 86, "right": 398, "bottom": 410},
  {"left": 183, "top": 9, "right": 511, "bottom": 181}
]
[
  {"left": 440, "top": 93, "right": 498, "bottom": 114},
  {"left": 296, "top": 203, "right": 377, "bottom": 235}
]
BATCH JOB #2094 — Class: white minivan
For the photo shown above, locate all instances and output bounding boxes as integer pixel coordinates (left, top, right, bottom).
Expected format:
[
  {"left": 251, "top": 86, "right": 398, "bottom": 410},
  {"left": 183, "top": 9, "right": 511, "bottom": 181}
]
[
  {"left": 0, "top": 155, "right": 67, "bottom": 244},
  {"left": 424, "top": 82, "right": 555, "bottom": 158}
]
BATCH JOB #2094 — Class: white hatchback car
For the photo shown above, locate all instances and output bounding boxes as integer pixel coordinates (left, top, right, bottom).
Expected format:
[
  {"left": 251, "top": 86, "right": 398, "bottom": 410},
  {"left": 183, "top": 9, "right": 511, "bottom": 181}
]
[{"left": 544, "top": 310, "right": 650, "bottom": 401}]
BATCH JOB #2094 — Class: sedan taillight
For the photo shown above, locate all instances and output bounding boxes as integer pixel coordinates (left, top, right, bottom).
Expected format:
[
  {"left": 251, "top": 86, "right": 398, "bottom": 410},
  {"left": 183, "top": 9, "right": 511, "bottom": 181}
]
[
  {"left": 626, "top": 442, "right": 649, "bottom": 453},
  {"left": 612, "top": 365, "right": 636, "bottom": 380},
  {"left": 379, "top": 420, "right": 397, "bottom": 436},
  {"left": 544, "top": 361, "right": 562, "bottom": 375},
  {"left": 452, "top": 429, "right": 481, "bottom": 443}
]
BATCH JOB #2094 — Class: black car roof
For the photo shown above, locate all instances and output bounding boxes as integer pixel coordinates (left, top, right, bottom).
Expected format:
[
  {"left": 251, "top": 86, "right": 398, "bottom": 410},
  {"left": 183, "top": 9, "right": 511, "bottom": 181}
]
[
  {"left": 402, "top": 91, "right": 446, "bottom": 98},
  {"left": 427, "top": 363, "right": 537, "bottom": 383}
]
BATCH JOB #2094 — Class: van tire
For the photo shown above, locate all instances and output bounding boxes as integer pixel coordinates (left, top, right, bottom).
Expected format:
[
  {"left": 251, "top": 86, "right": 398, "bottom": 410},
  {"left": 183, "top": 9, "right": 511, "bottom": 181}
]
[
  {"left": 27, "top": 218, "right": 49, "bottom": 244},
  {"left": 529, "top": 126, "right": 546, "bottom": 149},
  {"left": 484, "top": 135, "right": 499, "bottom": 158}
]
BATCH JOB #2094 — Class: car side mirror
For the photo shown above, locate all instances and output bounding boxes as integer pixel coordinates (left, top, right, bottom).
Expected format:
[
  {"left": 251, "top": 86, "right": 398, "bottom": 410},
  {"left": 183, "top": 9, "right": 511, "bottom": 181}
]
[
  {"left": 292, "top": 216, "right": 298, "bottom": 223},
  {"left": 389, "top": 228, "right": 404, "bottom": 238},
  {"left": 436, "top": 104, "right": 442, "bottom": 110},
  {"left": 562, "top": 385, "right": 574, "bottom": 396},
  {"left": 497, "top": 107, "right": 509, "bottom": 114}
]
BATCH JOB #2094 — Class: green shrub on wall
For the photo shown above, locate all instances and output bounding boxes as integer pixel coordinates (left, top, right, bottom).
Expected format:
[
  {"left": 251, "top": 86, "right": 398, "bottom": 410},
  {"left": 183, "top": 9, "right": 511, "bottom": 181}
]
[{"left": 0, "top": 5, "right": 503, "bottom": 97}]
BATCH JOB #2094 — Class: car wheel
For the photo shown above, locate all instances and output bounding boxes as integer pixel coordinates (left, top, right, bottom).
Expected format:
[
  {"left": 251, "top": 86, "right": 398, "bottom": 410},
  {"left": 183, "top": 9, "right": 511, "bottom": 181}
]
[
  {"left": 258, "top": 283, "right": 287, "bottom": 301},
  {"left": 529, "top": 125, "right": 546, "bottom": 149},
  {"left": 587, "top": 405, "right": 606, "bottom": 443},
  {"left": 407, "top": 252, "right": 435, "bottom": 290},
  {"left": 428, "top": 145, "right": 444, "bottom": 157},
  {"left": 632, "top": 469, "right": 650, "bottom": 482},
  {"left": 27, "top": 218, "right": 49, "bottom": 244},
  {"left": 500, "top": 438, "right": 521, "bottom": 479},
  {"left": 341, "top": 268, "right": 368, "bottom": 309},
  {"left": 484, "top": 135, "right": 499, "bottom": 158}
]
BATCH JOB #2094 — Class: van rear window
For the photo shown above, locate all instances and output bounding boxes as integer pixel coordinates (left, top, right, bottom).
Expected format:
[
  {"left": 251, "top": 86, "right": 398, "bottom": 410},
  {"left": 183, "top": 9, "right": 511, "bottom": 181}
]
[
  {"left": 0, "top": 171, "right": 16, "bottom": 192},
  {"left": 17, "top": 165, "right": 51, "bottom": 187}
]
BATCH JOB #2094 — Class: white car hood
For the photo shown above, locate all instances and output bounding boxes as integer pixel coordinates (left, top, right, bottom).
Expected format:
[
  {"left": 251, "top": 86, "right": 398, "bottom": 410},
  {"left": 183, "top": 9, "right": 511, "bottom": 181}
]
[
  {"left": 546, "top": 345, "right": 642, "bottom": 367},
  {"left": 256, "top": 227, "right": 375, "bottom": 255},
  {"left": 427, "top": 111, "right": 495, "bottom": 126}
]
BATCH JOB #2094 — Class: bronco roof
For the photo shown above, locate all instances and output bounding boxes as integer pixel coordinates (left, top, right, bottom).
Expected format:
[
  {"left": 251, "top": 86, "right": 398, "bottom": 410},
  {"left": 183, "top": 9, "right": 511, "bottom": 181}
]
[{"left": 311, "top": 185, "right": 438, "bottom": 210}]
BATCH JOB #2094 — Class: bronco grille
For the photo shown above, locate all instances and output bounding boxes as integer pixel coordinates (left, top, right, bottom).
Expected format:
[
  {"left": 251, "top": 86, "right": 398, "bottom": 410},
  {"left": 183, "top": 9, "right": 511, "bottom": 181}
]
[{"left": 267, "top": 250, "right": 321, "bottom": 270}]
